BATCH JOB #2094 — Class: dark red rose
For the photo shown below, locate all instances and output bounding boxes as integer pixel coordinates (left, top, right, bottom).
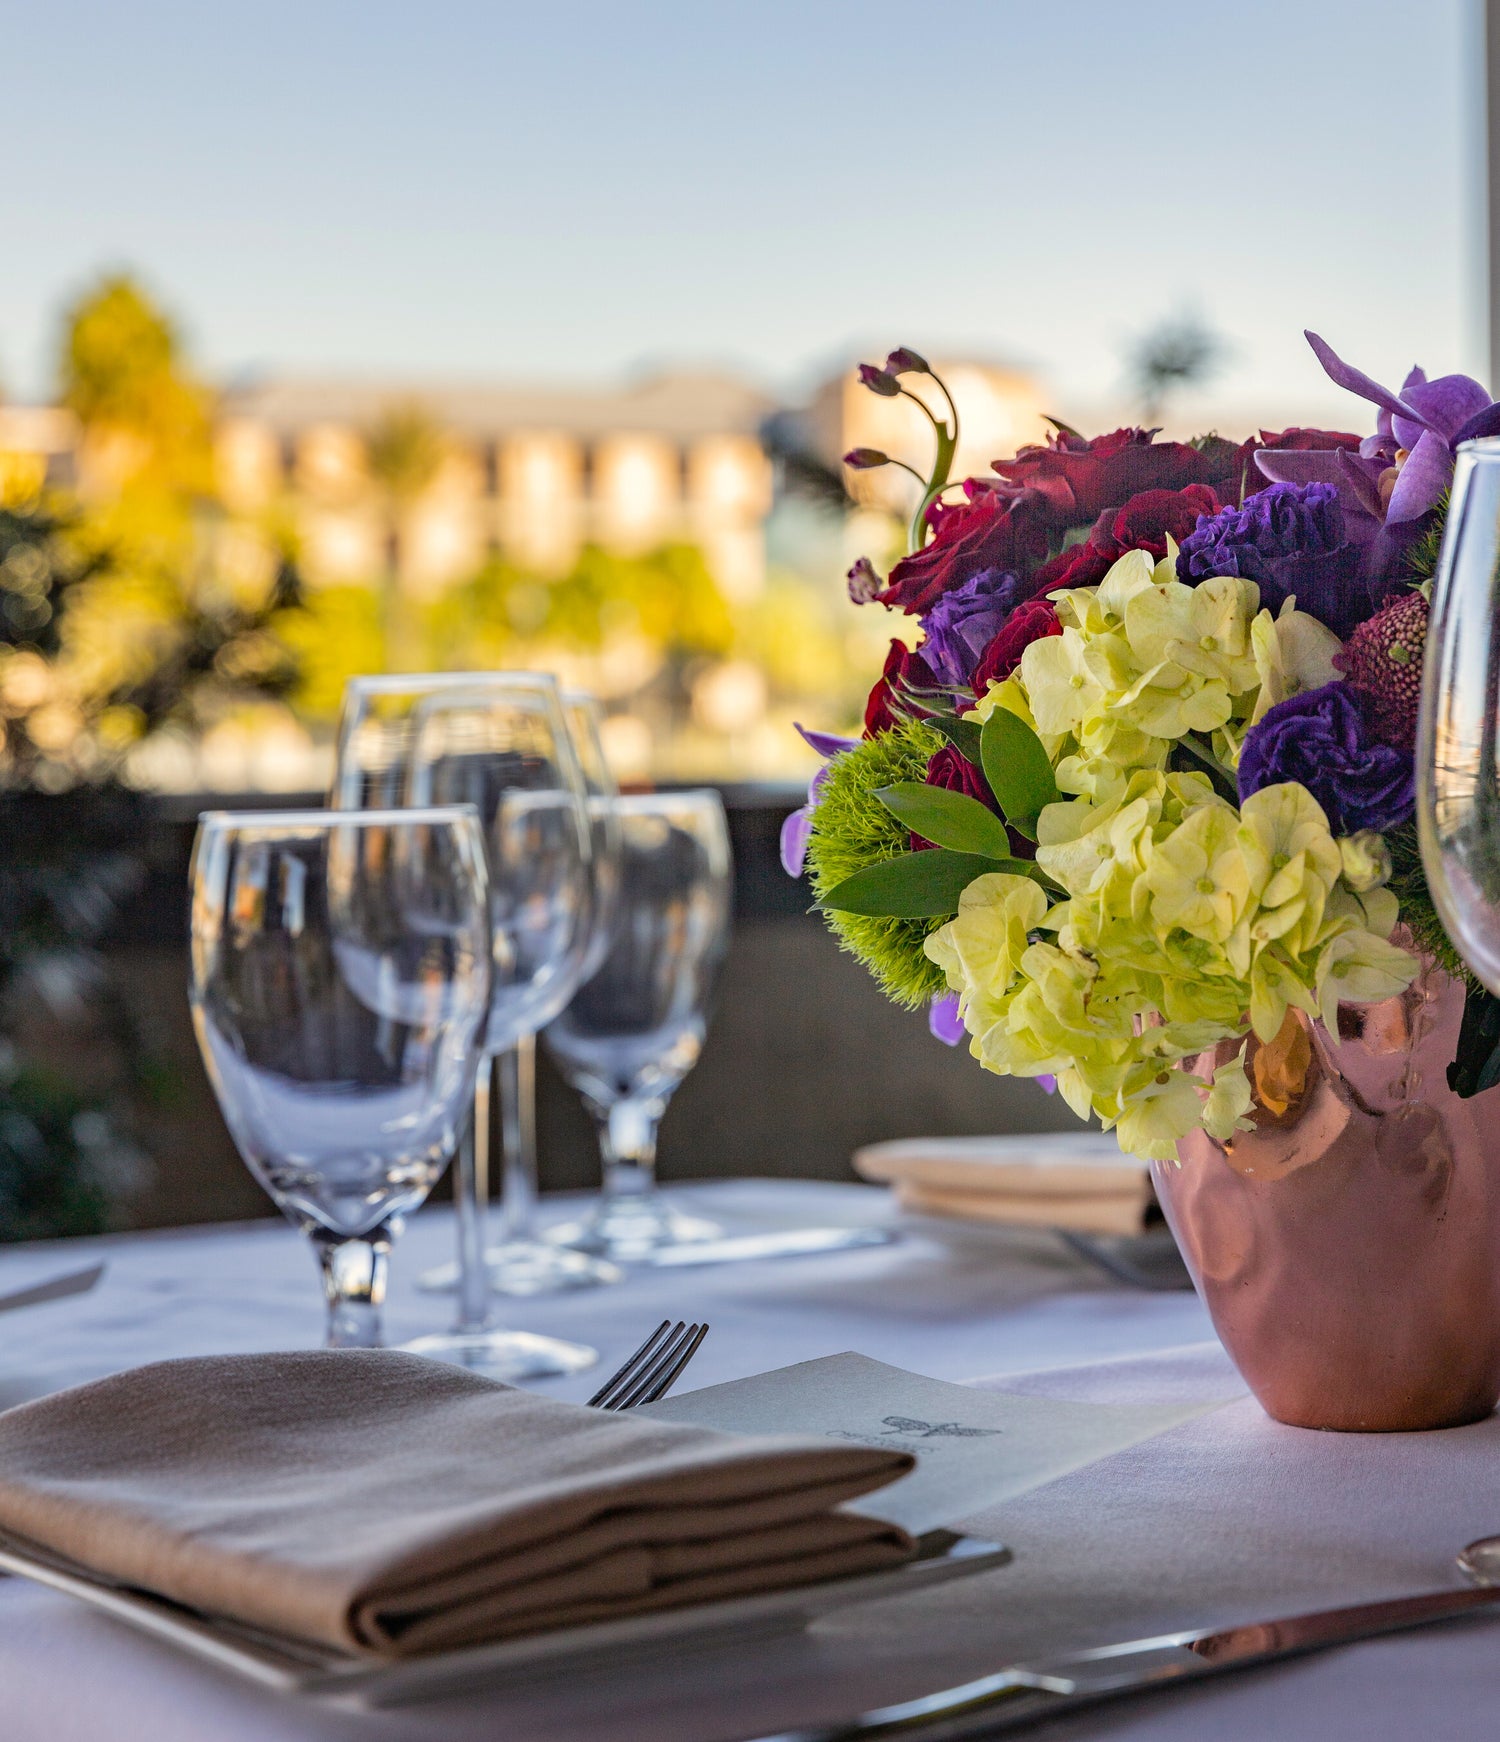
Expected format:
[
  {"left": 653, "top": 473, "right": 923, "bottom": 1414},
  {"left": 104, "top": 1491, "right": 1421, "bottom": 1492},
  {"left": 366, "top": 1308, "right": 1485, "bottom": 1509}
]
[
  {"left": 1258, "top": 426, "right": 1363, "bottom": 453},
  {"left": 1094, "top": 484, "right": 1221, "bottom": 551},
  {"left": 864, "top": 639, "right": 936, "bottom": 736},
  {"left": 914, "top": 744, "right": 1033, "bottom": 859},
  {"left": 876, "top": 488, "right": 1050, "bottom": 616},
  {"left": 990, "top": 429, "right": 1235, "bottom": 525},
  {"left": 1029, "top": 541, "right": 1115, "bottom": 595},
  {"left": 965, "top": 597, "right": 1061, "bottom": 700},
  {"left": 1029, "top": 484, "right": 1222, "bottom": 595}
]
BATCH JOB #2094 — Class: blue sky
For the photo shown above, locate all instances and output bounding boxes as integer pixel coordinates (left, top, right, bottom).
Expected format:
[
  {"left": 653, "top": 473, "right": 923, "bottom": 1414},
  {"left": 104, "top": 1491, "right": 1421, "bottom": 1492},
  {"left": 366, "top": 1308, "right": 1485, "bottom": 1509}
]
[{"left": 2, "top": 0, "right": 1477, "bottom": 425}]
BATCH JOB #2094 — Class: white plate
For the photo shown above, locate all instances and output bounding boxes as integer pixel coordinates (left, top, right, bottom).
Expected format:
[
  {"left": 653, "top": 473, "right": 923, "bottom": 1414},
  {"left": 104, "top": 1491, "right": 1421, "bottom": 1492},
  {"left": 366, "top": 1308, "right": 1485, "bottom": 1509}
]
[{"left": 0, "top": 1528, "right": 1011, "bottom": 1708}]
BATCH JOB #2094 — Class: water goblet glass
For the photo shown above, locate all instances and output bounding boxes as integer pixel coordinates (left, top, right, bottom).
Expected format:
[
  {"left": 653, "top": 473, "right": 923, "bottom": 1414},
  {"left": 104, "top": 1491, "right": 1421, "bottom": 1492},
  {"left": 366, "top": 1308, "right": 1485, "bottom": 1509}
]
[
  {"left": 486, "top": 691, "right": 625, "bottom": 1294},
  {"left": 1419, "top": 438, "right": 1500, "bottom": 992},
  {"left": 543, "top": 789, "right": 733, "bottom": 1260},
  {"left": 188, "top": 806, "right": 491, "bottom": 1349},
  {"left": 333, "top": 671, "right": 602, "bottom": 1375}
]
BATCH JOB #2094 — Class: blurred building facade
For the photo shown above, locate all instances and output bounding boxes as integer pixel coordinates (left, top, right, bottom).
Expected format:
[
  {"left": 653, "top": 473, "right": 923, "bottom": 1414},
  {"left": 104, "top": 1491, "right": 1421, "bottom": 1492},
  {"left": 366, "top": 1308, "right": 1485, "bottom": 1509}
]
[
  {"left": 0, "top": 356, "right": 1051, "bottom": 789},
  {"left": 2, "top": 357, "right": 1051, "bottom": 603},
  {"left": 215, "top": 372, "right": 776, "bottom": 603}
]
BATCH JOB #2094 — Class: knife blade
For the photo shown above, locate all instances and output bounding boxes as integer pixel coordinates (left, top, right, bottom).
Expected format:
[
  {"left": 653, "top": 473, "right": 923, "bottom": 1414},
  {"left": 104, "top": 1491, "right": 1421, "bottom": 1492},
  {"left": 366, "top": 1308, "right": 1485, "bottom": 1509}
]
[
  {"left": 751, "top": 1581, "right": 1500, "bottom": 1740},
  {"left": 0, "top": 1262, "right": 105, "bottom": 1315}
]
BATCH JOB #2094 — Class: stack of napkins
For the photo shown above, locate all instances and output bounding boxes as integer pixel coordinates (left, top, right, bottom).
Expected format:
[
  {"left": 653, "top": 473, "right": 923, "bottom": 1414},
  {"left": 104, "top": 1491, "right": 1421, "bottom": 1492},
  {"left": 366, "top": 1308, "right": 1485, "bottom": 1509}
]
[
  {"left": 0, "top": 1350, "right": 915, "bottom": 1657},
  {"left": 854, "top": 1133, "right": 1155, "bottom": 1236}
]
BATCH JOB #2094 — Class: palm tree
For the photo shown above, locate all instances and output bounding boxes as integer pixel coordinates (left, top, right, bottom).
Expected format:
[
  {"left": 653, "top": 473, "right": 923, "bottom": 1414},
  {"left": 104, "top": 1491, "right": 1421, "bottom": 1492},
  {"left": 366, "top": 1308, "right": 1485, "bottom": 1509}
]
[
  {"left": 1128, "top": 314, "right": 1227, "bottom": 425},
  {"left": 364, "top": 401, "right": 446, "bottom": 669}
]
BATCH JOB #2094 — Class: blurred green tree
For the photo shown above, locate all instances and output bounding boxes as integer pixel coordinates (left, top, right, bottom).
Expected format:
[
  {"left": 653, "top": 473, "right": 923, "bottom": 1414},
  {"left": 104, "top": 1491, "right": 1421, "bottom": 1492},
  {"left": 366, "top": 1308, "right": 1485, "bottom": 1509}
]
[
  {"left": 0, "top": 273, "right": 308, "bottom": 1237},
  {"left": 364, "top": 400, "right": 446, "bottom": 669}
]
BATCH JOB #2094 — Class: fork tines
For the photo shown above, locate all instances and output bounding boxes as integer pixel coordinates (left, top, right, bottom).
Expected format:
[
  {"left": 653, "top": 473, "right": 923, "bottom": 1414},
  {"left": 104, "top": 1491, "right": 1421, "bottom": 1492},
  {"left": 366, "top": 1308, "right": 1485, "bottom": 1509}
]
[{"left": 588, "top": 1319, "right": 709, "bottom": 1410}]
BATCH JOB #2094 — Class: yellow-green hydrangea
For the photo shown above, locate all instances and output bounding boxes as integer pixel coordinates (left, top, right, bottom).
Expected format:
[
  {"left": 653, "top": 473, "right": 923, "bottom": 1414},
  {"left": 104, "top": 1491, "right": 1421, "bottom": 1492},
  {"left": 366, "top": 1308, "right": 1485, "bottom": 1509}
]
[{"left": 932, "top": 544, "right": 1421, "bottom": 1161}]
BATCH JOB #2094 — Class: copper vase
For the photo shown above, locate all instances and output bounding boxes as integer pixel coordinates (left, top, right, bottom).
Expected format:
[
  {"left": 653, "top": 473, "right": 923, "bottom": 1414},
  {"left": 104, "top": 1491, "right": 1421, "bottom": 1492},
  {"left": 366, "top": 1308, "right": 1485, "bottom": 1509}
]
[{"left": 1153, "top": 950, "right": 1500, "bottom": 1431}]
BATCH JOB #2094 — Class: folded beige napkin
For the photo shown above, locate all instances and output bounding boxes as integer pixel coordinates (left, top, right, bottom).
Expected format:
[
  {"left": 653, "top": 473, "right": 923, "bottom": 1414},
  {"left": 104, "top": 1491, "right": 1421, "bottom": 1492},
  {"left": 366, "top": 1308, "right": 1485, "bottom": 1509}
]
[
  {"left": 854, "top": 1135, "right": 1155, "bottom": 1237},
  {"left": 0, "top": 1350, "right": 916, "bottom": 1657}
]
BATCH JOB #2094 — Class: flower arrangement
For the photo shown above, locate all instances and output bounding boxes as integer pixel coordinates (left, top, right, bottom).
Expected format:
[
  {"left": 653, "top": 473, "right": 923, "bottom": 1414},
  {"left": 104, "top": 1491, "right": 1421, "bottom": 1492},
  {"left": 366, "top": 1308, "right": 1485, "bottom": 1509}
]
[{"left": 785, "top": 336, "right": 1500, "bottom": 1160}]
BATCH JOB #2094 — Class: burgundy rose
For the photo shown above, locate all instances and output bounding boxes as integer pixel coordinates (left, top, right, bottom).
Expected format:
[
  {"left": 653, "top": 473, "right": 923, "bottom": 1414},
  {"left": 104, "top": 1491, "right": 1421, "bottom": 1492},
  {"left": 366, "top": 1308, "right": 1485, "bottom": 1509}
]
[
  {"left": 1258, "top": 426, "right": 1363, "bottom": 454},
  {"left": 1098, "top": 484, "right": 1223, "bottom": 551},
  {"left": 1028, "top": 542, "right": 1116, "bottom": 595},
  {"left": 876, "top": 488, "right": 1050, "bottom": 616},
  {"left": 864, "top": 639, "right": 936, "bottom": 736},
  {"left": 990, "top": 429, "right": 1243, "bottom": 525},
  {"left": 966, "top": 597, "right": 1061, "bottom": 700},
  {"left": 1029, "top": 484, "right": 1222, "bottom": 595}
]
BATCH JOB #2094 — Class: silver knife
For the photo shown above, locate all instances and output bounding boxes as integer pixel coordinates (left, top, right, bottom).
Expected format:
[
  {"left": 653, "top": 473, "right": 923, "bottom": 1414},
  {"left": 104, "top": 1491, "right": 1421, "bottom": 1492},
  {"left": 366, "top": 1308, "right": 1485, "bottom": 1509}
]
[
  {"left": 0, "top": 1263, "right": 104, "bottom": 1315},
  {"left": 751, "top": 1582, "right": 1500, "bottom": 1740}
]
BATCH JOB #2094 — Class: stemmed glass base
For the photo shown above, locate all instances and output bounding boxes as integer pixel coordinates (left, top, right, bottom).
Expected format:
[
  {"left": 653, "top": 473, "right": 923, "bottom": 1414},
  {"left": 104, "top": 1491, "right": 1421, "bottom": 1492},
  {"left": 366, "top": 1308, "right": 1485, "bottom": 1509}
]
[
  {"left": 541, "top": 1097, "right": 723, "bottom": 1262},
  {"left": 400, "top": 1325, "right": 600, "bottom": 1379},
  {"left": 486, "top": 1241, "right": 624, "bottom": 1293},
  {"left": 399, "top": 1056, "right": 600, "bottom": 1379},
  {"left": 484, "top": 1037, "right": 623, "bottom": 1291},
  {"left": 545, "top": 1195, "right": 722, "bottom": 1264},
  {"left": 416, "top": 1243, "right": 623, "bottom": 1297},
  {"left": 416, "top": 1037, "right": 623, "bottom": 1296}
]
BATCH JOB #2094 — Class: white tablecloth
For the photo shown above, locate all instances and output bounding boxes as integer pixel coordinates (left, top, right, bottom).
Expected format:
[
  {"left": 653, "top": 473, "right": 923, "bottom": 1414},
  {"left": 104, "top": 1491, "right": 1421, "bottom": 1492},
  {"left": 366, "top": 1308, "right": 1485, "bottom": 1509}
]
[{"left": 0, "top": 1178, "right": 1495, "bottom": 1742}]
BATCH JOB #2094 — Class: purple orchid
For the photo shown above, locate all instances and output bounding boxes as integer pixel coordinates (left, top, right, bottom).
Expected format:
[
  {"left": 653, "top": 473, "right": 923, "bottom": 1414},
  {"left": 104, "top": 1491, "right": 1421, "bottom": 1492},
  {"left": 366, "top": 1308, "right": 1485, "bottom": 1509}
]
[
  {"left": 780, "top": 724, "right": 859, "bottom": 876},
  {"left": 928, "top": 993, "right": 965, "bottom": 1045},
  {"left": 1256, "top": 332, "right": 1496, "bottom": 524}
]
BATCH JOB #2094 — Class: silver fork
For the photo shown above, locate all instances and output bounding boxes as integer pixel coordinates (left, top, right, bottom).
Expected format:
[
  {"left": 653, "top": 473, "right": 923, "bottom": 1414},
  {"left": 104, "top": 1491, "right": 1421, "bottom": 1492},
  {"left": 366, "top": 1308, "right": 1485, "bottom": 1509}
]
[{"left": 588, "top": 1319, "right": 709, "bottom": 1409}]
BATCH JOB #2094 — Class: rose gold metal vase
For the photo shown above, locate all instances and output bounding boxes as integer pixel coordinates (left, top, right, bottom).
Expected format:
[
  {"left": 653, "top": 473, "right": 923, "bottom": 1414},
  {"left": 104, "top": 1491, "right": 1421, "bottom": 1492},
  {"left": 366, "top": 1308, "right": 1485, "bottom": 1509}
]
[{"left": 1153, "top": 953, "right": 1500, "bottom": 1431}]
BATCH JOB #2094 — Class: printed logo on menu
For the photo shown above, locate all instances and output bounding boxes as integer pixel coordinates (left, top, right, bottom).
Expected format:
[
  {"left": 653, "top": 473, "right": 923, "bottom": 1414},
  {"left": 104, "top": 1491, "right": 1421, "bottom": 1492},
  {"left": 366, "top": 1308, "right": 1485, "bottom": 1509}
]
[{"left": 826, "top": 1414, "right": 1002, "bottom": 1453}]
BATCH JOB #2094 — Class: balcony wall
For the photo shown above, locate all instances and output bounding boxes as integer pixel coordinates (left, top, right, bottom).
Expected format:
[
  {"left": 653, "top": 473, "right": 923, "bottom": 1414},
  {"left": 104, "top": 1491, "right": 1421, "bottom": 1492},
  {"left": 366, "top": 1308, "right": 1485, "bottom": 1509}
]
[{"left": 57, "top": 787, "right": 1084, "bottom": 1231}]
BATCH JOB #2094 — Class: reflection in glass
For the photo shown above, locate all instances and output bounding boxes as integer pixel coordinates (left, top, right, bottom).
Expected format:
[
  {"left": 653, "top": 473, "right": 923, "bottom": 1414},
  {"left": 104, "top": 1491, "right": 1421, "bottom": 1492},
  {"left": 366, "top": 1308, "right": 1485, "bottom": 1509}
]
[{"left": 1418, "top": 438, "right": 1500, "bottom": 992}]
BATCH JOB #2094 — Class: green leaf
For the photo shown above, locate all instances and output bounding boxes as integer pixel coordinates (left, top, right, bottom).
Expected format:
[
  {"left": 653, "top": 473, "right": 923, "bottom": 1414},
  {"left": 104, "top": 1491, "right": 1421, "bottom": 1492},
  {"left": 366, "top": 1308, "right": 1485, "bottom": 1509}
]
[
  {"left": 926, "top": 714, "right": 983, "bottom": 764},
  {"left": 874, "top": 782, "right": 1013, "bottom": 857},
  {"left": 818, "top": 849, "right": 1031, "bottom": 918},
  {"left": 981, "top": 707, "right": 1058, "bottom": 837}
]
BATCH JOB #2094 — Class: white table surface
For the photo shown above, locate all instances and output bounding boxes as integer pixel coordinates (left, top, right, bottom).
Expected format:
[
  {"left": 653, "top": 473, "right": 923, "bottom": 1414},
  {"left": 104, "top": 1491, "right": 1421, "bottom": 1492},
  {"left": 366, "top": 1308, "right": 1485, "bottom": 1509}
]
[{"left": 0, "top": 1177, "right": 1495, "bottom": 1742}]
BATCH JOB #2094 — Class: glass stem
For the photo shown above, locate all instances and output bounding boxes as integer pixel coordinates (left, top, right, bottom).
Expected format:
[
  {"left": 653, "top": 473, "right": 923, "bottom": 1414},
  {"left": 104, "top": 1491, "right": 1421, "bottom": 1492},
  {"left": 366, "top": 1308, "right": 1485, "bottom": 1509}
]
[
  {"left": 453, "top": 1058, "right": 494, "bottom": 1335},
  {"left": 598, "top": 1095, "right": 664, "bottom": 1208},
  {"left": 314, "top": 1230, "right": 390, "bottom": 1349},
  {"left": 498, "top": 1035, "right": 538, "bottom": 1243}
]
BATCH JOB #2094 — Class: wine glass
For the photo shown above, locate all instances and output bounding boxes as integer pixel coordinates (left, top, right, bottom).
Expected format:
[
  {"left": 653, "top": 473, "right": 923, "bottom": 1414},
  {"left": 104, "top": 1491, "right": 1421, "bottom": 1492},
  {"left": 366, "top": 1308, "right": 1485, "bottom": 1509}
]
[
  {"left": 1418, "top": 438, "right": 1500, "bottom": 992},
  {"left": 188, "top": 806, "right": 491, "bottom": 1348},
  {"left": 542, "top": 789, "right": 733, "bottom": 1260},
  {"left": 333, "top": 672, "right": 599, "bottom": 1376},
  {"left": 484, "top": 692, "right": 625, "bottom": 1293}
]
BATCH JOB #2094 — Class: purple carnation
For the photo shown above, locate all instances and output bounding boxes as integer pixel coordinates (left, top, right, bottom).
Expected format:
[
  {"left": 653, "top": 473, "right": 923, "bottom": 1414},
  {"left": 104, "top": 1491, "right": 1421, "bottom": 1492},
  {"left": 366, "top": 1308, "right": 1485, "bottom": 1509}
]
[
  {"left": 919, "top": 567, "right": 1022, "bottom": 686},
  {"left": 1238, "top": 681, "right": 1414, "bottom": 835},
  {"left": 1176, "top": 482, "right": 1376, "bottom": 638}
]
